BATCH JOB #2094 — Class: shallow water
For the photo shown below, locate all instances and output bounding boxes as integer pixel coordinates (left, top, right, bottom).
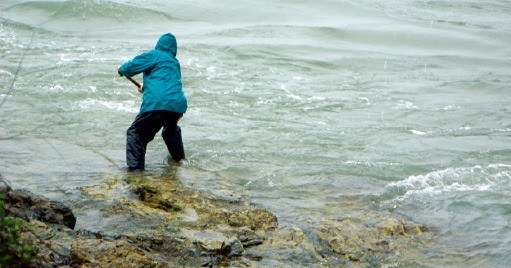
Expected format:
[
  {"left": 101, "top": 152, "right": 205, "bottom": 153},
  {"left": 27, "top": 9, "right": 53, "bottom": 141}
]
[{"left": 1, "top": 0, "right": 510, "bottom": 266}]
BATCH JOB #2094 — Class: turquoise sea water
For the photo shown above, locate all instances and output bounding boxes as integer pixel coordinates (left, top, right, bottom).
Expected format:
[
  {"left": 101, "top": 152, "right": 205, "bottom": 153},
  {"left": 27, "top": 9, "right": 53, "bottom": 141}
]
[{"left": 1, "top": 0, "right": 510, "bottom": 266}]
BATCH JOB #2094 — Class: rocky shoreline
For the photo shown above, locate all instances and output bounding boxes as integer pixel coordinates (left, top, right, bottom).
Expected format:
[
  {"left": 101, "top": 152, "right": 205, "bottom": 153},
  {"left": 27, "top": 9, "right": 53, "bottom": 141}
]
[{"left": 1, "top": 174, "right": 440, "bottom": 267}]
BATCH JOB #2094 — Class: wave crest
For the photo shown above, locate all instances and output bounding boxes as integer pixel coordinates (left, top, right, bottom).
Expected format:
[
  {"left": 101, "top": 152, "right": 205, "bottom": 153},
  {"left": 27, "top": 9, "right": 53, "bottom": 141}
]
[
  {"left": 381, "top": 164, "right": 511, "bottom": 202},
  {"left": 4, "top": 0, "right": 177, "bottom": 34}
]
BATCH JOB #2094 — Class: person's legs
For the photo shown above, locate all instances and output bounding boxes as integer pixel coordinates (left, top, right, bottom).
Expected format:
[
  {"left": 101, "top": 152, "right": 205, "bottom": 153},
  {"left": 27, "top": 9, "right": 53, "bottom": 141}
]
[
  {"left": 126, "top": 127, "right": 146, "bottom": 171},
  {"left": 162, "top": 112, "right": 185, "bottom": 162},
  {"left": 126, "top": 111, "right": 168, "bottom": 171}
]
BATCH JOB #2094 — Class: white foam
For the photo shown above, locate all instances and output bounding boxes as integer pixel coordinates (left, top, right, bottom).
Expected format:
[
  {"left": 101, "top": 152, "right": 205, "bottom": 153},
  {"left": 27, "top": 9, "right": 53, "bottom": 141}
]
[
  {"left": 386, "top": 164, "right": 511, "bottom": 201},
  {"left": 287, "top": 94, "right": 302, "bottom": 100},
  {"left": 0, "top": 69, "right": 13, "bottom": 76},
  {"left": 488, "top": 163, "right": 511, "bottom": 169},
  {"left": 492, "top": 128, "right": 511, "bottom": 133},
  {"left": 394, "top": 100, "right": 418, "bottom": 110},
  {"left": 410, "top": 129, "right": 428, "bottom": 136},
  {"left": 344, "top": 160, "right": 402, "bottom": 167},
  {"left": 310, "top": 96, "right": 326, "bottom": 101},
  {"left": 206, "top": 66, "right": 217, "bottom": 80},
  {"left": 78, "top": 98, "right": 138, "bottom": 113},
  {"left": 441, "top": 105, "right": 457, "bottom": 111},
  {"left": 49, "top": 84, "right": 65, "bottom": 92},
  {"left": 357, "top": 97, "right": 371, "bottom": 105}
]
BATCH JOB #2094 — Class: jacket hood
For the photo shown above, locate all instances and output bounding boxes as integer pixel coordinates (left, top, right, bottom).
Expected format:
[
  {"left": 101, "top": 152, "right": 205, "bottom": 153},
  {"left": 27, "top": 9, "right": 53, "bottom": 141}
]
[{"left": 155, "top": 33, "right": 177, "bottom": 56}]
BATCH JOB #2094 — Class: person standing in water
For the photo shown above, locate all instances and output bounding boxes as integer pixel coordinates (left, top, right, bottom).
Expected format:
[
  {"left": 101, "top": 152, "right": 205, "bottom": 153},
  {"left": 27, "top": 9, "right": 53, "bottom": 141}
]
[{"left": 118, "top": 33, "right": 187, "bottom": 172}]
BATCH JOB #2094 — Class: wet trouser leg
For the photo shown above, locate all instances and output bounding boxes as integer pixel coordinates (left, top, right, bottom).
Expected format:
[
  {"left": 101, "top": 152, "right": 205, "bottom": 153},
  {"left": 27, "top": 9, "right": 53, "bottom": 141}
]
[
  {"left": 126, "top": 111, "right": 184, "bottom": 170},
  {"left": 126, "top": 128, "right": 147, "bottom": 171},
  {"left": 162, "top": 123, "right": 185, "bottom": 162}
]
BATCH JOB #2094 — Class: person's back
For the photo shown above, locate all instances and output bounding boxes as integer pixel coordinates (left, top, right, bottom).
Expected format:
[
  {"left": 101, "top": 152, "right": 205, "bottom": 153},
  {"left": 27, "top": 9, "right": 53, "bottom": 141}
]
[
  {"left": 118, "top": 33, "right": 186, "bottom": 172},
  {"left": 119, "top": 33, "right": 187, "bottom": 114}
]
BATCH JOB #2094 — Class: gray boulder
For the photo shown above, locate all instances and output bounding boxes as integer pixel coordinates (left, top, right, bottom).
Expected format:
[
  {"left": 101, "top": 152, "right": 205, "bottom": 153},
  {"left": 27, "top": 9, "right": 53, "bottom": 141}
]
[{"left": 5, "top": 188, "right": 76, "bottom": 229}]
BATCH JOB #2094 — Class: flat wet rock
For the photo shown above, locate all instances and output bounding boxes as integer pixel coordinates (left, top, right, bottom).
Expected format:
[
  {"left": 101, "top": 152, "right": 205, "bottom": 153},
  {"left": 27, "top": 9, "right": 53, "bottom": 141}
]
[
  {"left": 71, "top": 238, "right": 165, "bottom": 268},
  {"left": 316, "top": 217, "right": 431, "bottom": 265},
  {"left": 79, "top": 173, "right": 280, "bottom": 266},
  {"left": 1, "top": 175, "right": 441, "bottom": 267}
]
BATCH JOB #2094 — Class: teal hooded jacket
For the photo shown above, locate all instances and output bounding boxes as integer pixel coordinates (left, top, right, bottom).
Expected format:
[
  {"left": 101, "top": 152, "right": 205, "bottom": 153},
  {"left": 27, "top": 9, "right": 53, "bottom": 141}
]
[{"left": 118, "top": 33, "right": 187, "bottom": 114}]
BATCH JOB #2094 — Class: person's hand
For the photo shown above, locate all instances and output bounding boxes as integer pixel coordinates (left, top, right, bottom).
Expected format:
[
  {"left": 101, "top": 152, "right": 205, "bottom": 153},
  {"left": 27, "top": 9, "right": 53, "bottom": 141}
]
[{"left": 137, "top": 83, "right": 143, "bottom": 93}]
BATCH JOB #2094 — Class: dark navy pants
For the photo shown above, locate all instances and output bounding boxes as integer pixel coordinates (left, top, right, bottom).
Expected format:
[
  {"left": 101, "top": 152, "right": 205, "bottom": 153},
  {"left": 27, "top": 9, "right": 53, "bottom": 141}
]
[{"left": 126, "top": 110, "right": 184, "bottom": 171}]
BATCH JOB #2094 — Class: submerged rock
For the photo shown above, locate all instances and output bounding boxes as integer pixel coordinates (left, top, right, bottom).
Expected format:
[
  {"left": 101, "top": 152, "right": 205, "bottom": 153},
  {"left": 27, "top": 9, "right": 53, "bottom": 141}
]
[
  {"left": 246, "top": 226, "right": 323, "bottom": 267},
  {"left": 78, "top": 173, "right": 444, "bottom": 266},
  {"left": 78, "top": 174, "right": 281, "bottom": 266},
  {"left": 316, "top": 216, "right": 431, "bottom": 265},
  {"left": 376, "top": 218, "right": 428, "bottom": 237},
  {"left": 117, "top": 178, "right": 278, "bottom": 233},
  {"left": 226, "top": 208, "right": 278, "bottom": 231}
]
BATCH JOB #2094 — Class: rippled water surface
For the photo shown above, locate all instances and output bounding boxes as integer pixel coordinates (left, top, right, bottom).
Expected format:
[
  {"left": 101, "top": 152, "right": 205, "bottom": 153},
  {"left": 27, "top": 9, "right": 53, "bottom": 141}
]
[{"left": 1, "top": 0, "right": 510, "bottom": 266}]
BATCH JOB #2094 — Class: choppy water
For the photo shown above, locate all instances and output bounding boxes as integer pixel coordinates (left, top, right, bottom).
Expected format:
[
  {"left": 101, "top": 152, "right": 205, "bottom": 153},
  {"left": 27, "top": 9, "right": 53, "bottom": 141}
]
[{"left": 1, "top": 0, "right": 510, "bottom": 266}]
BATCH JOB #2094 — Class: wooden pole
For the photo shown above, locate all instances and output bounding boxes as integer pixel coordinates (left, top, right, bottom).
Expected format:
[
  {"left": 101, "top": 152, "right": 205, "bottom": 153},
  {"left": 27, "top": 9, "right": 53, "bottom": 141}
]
[{"left": 126, "top": 76, "right": 143, "bottom": 93}]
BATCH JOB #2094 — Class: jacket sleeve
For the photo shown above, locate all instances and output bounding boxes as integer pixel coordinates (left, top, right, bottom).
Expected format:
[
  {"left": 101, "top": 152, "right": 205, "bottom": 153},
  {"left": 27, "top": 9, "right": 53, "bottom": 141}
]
[{"left": 118, "top": 52, "right": 155, "bottom": 77}]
